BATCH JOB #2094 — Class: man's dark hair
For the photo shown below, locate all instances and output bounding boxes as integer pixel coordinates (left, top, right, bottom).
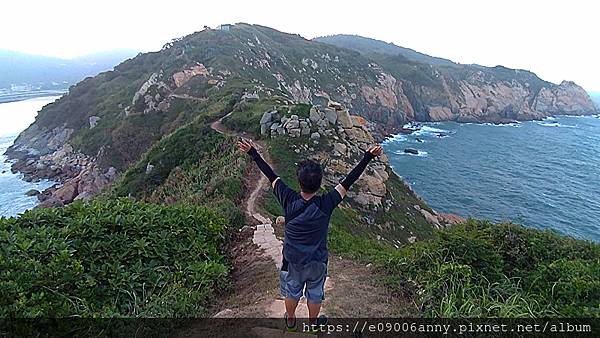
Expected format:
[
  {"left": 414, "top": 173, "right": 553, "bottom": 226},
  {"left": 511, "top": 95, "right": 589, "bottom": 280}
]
[{"left": 296, "top": 160, "right": 323, "bottom": 193}]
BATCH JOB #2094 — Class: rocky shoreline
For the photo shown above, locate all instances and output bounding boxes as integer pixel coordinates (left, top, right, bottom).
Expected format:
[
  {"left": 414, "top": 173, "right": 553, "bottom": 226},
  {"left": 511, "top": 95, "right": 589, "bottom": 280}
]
[{"left": 6, "top": 143, "right": 117, "bottom": 208}]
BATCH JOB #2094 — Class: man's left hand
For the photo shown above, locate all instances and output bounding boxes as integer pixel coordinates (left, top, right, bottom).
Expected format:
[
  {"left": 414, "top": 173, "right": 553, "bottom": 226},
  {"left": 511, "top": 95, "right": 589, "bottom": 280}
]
[{"left": 238, "top": 139, "right": 256, "bottom": 153}]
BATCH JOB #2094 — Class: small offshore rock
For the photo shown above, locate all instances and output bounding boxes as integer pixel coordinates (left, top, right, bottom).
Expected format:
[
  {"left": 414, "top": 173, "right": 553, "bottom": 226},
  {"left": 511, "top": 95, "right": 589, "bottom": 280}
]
[{"left": 25, "top": 189, "right": 41, "bottom": 197}]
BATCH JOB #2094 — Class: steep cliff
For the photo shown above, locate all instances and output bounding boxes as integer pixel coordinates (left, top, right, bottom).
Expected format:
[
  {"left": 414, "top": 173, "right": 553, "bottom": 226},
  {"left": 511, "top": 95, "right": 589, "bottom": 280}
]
[
  {"left": 5, "top": 23, "right": 597, "bottom": 205},
  {"left": 317, "top": 35, "right": 598, "bottom": 124}
]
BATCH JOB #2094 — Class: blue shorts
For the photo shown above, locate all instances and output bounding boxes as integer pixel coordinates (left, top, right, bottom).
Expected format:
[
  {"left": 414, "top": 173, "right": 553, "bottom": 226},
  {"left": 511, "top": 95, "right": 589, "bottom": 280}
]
[{"left": 280, "top": 261, "right": 327, "bottom": 304}]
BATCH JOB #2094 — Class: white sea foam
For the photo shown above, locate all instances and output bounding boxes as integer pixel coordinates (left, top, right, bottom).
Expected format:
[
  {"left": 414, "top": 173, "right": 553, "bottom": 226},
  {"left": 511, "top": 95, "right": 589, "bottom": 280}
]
[
  {"left": 382, "top": 133, "right": 407, "bottom": 144},
  {"left": 413, "top": 125, "right": 450, "bottom": 136},
  {"left": 420, "top": 126, "right": 447, "bottom": 133},
  {"left": 482, "top": 122, "right": 521, "bottom": 127},
  {"left": 537, "top": 122, "right": 576, "bottom": 128},
  {"left": 561, "top": 114, "right": 588, "bottom": 118}
]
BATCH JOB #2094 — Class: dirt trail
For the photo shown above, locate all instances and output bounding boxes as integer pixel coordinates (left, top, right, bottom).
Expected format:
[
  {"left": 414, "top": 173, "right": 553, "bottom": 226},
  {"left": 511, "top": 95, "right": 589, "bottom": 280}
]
[
  {"left": 210, "top": 112, "right": 328, "bottom": 320},
  {"left": 210, "top": 110, "right": 268, "bottom": 218},
  {"left": 207, "top": 112, "right": 409, "bottom": 332}
]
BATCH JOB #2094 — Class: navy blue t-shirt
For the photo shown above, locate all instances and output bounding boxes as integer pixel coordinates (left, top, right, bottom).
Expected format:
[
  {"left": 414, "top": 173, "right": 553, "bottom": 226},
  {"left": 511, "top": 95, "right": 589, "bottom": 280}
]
[{"left": 273, "top": 179, "right": 343, "bottom": 265}]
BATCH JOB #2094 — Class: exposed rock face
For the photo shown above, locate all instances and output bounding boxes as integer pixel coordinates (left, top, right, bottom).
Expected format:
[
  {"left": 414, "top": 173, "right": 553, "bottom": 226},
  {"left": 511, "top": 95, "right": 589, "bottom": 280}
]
[
  {"left": 360, "top": 72, "right": 398, "bottom": 109},
  {"left": 414, "top": 205, "right": 465, "bottom": 229},
  {"left": 89, "top": 116, "right": 100, "bottom": 129},
  {"left": 7, "top": 123, "right": 118, "bottom": 207},
  {"left": 532, "top": 81, "right": 595, "bottom": 115},
  {"left": 352, "top": 71, "right": 598, "bottom": 129},
  {"left": 172, "top": 63, "right": 210, "bottom": 87},
  {"left": 262, "top": 102, "right": 388, "bottom": 209}
]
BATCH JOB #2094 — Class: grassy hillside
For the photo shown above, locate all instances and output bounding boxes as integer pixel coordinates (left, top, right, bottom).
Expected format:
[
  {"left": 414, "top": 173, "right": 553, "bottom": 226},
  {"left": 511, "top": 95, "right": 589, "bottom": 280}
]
[
  {"left": 331, "top": 220, "right": 600, "bottom": 318},
  {"left": 0, "top": 199, "right": 228, "bottom": 317}
]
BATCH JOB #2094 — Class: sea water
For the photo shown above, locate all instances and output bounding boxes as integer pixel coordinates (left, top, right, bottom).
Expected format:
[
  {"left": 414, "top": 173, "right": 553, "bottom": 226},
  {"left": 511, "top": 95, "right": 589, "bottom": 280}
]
[
  {"left": 0, "top": 96, "right": 61, "bottom": 217},
  {"left": 384, "top": 116, "right": 600, "bottom": 242}
]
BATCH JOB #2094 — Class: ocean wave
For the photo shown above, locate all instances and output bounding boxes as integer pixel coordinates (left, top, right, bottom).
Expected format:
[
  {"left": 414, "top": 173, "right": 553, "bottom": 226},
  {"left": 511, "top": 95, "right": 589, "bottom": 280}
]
[
  {"left": 421, "top": 126, "right": 447, "bottom": 133},
  {"left": 561, "top": 114, "right": 589, "bottom": 118},
  {"left": 382, "top": 134, "right": 407, "bottom": 144},
  {"left": 482, "top": 122, "right": 521, "bottom": 128},
  {"left": 543, "top": 116, "right": 557, "bottom": 121},
  {"left": 413, "top": 126, "right": 452, "bottom": 137},
  {"left": 537, "top": 122, "right": 577, "bottom": 128}
]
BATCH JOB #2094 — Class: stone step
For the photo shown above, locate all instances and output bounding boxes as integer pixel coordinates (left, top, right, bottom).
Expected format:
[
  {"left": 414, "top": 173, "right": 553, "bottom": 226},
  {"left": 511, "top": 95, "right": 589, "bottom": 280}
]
[{"left": 253, "top": 213, "right": 272, "bottom": 224}]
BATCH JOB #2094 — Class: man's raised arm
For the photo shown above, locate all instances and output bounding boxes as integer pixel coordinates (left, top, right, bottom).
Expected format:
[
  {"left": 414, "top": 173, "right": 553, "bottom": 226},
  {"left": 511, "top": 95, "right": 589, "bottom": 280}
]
[
  {"left": 238, "top": 138, "right": 279, "bottom": 188},
  {"left": 335, "top": 145, "right": 383, "bottom": 198}
]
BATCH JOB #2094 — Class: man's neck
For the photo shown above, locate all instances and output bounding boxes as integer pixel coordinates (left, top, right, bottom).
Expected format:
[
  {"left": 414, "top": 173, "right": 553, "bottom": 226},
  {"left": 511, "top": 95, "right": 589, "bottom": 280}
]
[{"left": 300, "top": 191, "right": 316, "bottom": 201}]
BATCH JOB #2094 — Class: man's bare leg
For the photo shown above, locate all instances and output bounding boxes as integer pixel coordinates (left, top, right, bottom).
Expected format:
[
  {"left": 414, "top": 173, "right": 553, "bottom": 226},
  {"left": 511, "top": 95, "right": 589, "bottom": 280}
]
[
  {"left": 307, "top": 301, "right": 321, "bottom": 324},
  {"left": 284, "top": 298, "right": 299, "bottom": 323}
]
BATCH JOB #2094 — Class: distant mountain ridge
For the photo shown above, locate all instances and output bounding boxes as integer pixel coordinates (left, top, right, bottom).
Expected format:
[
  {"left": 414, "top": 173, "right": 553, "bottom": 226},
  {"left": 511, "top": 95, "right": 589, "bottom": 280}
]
[
  {"left": 314, "top": 34, "right": 457, "bottom": 67},
  {"left": 0, "top": 49, "right": 138, "bottom": 89}
]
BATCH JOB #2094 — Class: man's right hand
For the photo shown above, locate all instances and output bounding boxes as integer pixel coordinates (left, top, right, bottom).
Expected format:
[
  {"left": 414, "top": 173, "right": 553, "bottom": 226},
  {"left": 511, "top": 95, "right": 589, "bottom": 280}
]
[
  {"left": 367, "top": 145, "right": 383, "bottom": 157},
  {"left": 238, "top": 138, "right": 256, "bottom": 153}
]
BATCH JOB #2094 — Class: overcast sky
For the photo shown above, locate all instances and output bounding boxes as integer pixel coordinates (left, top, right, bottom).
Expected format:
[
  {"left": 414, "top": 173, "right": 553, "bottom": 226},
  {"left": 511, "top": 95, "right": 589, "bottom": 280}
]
[{"left": 2, "top": 0, "right": 598, "bottom": 91}]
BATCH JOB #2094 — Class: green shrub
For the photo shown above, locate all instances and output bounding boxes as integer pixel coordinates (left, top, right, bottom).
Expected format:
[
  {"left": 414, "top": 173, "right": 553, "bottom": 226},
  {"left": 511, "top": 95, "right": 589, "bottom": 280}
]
[
  {"left": 387, "top": 221, "right": 600, "bottom": 317},
  {"left": 327, "top": 219, "right": 599, "bottom": 318},
  {"left": 111, "top": 121, "right": 225, "bottom": 199},
  {"left": 0, "top": 199, "right": 228, "bottom": 317}
]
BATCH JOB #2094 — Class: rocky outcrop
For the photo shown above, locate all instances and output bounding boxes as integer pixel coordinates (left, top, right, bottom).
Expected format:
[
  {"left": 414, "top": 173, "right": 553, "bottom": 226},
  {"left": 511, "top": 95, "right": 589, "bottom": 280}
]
[
  {"left": 532, "top": 81, "right": 596, "bottom": 115},
  {"left": 7, "top": 122, "right": 118, "bottom": 206},
  {"left": 258, "top": 101, "right": 455, "bottom": 232},
  {"left": 414, "top": 205, "right": 465, "bottom": 229},
  {"left": 355, "top": 71, "right": 598, "bottom": 128},
  {"left": 172, "top": 63, "right": 210, "bottom": 87},
  {"left": 260, "top": 101, "right": 389, "bottom": 209}
]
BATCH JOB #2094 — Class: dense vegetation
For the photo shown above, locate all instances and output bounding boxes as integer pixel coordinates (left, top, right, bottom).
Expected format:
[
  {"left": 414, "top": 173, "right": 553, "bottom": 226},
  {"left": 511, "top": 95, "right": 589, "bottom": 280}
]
[
  {"left": 330, "top": 220, "right": 600, "bottom": 318},
  {"left": 0, "top": 199, "right": 228, "bottom": 317}
]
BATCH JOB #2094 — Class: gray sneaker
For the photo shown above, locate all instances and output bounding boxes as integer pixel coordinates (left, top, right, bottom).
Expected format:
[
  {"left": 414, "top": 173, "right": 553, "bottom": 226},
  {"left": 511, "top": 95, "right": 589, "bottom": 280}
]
[{"left": 284, "top": 312, "right": 296, "bottom": 332}]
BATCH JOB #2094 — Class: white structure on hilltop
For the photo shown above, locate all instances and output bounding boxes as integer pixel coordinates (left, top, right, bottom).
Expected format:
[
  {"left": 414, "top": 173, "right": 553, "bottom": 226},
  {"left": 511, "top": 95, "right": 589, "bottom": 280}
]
[{"left": 217, "top": 24, "right": 232, "bottom": 31}]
